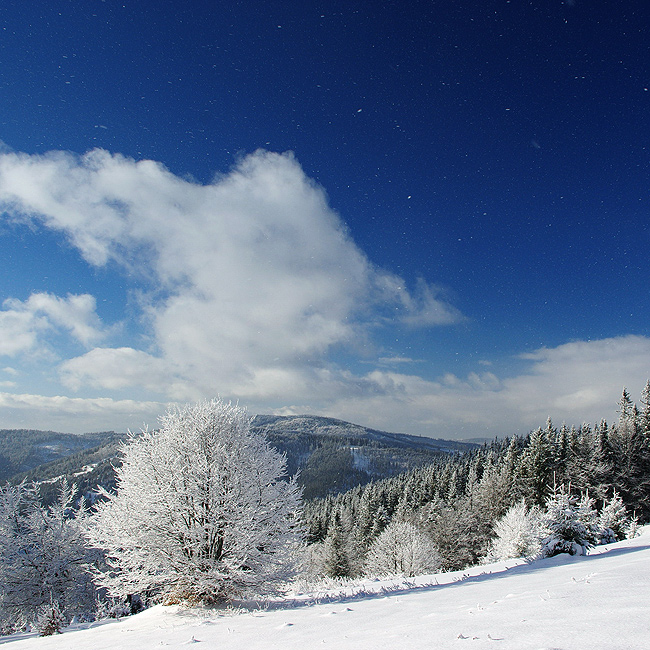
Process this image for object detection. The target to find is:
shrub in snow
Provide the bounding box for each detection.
[626,514,641,539]
[0,480,98,635]
[92,595,133,621]
[36,601,66,637]
[598,490,629,543]
[363,520,441,578]
[87,399,303,605]
[297,541,328,581]
[541,486,602,557]
[483,500,547,563]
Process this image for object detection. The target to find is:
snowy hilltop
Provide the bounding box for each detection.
[3,526,648,650]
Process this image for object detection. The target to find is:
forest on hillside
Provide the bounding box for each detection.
[302,384,650,576]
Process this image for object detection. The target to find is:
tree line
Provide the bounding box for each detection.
[301,383,650,577]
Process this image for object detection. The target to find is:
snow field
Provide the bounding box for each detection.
[3,527,649,650]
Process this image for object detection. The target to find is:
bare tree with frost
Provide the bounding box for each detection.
[0,480,97,634]
[364,519,441,578]
[86,399,303,604]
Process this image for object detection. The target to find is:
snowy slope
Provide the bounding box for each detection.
[3,528,649,650]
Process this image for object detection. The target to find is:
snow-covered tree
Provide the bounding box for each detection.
[519,425,555,505]
[0,481,97,634]
[483,500,546,563]
[87,399,303,604]
[541,485,601,557]
[574,491,601,546]
[364,519,441,578]
[598,490,629,543]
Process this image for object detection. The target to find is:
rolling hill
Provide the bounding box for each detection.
[2,415,477,502]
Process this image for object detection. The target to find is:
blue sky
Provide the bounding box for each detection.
[0,0,649,438]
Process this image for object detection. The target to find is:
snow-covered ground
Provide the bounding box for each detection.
[3,528,649,650]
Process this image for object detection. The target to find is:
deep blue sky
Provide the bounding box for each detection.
[0,0,648,437]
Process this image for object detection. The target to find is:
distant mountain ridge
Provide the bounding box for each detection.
[0,429,120,484]
[253,414,473,452]
[254,415,477,499]
[2,416,478,502]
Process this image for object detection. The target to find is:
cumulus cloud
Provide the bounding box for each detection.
[0,292,105,356]
[0,306,41,356]
[47,334,650,437]
[60,348,176,393]
[0,148,462,403]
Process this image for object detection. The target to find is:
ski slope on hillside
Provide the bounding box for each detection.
[3,528,649,650]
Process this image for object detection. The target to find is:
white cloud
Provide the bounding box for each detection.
[0,292,105,356]
[0,306,42,356]
[384,277,464,326]
[0,148,462,405]
[60,347,176,394]
[313,335,650,438]
[49,334,650,437]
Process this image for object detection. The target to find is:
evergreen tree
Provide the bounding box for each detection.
[611,396,649,516]
[519,426,554,505]
[320,512,358,578]
[640,379,650,434]
[598,490,629,542]
[586,421,616,499]
[617,387,634,423]
[541,484,601,557]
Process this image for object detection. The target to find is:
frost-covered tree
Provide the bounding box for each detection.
[0,481,97,634]
[364,519,441,578]
[541,485,601,557]
[483,500,546,563]
[574,491,601,547]
[598,490,629,543]
[86,399,303,604]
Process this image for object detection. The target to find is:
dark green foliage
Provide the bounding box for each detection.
[321,514,355,578]
[261,414,475,499]
[299,441,360,500]
[518,424,556,506]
